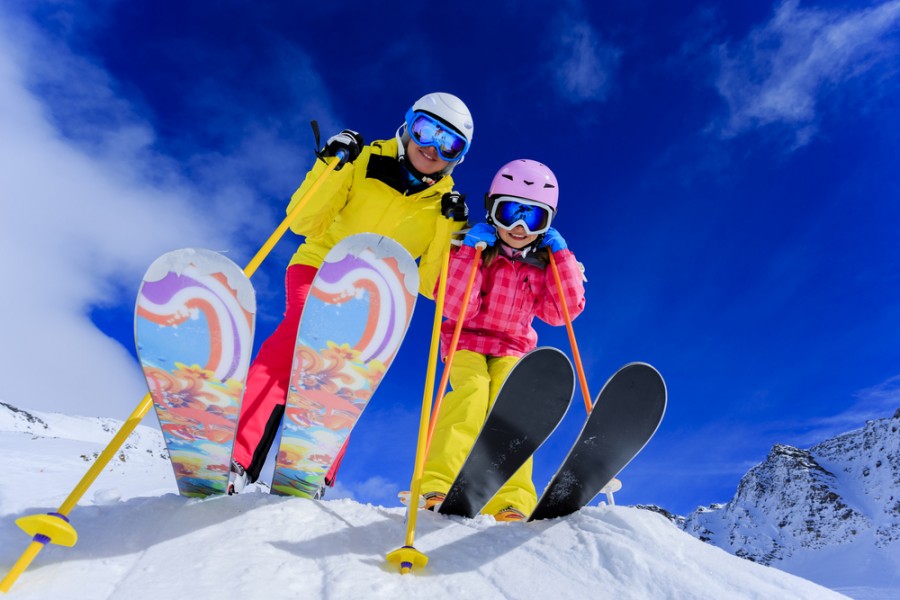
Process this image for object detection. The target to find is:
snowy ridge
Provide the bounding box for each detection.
[1,401,847,599]
[675,409,900,596]
[0,401,173,516]
[0,401,49,433]
[0,400,166,453]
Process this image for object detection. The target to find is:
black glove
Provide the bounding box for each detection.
[441,192,468,222]
[321,129,364,170]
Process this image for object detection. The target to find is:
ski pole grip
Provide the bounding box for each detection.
[475,241,487,250]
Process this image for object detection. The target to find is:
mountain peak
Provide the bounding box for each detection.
[0,401,49,432]
[678,409,900,593]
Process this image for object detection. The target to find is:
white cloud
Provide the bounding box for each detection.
[329,475,400,506]
[550,14,622,103]
[714,0,900,144]
[0,12,328,417]
[0,21,222,418]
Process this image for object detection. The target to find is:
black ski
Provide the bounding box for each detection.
[528,362,666,521]
[438,347,575,518]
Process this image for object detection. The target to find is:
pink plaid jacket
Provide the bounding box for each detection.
[438,244,586,358]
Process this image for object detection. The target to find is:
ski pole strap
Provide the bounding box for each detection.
[548,251,592,413]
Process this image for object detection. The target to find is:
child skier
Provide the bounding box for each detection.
[420,159,586,521]
[229,93,473,494]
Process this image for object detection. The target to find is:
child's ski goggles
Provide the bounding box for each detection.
[488,196,554,235]
[405,110,469,161]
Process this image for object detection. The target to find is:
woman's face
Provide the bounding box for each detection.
[406,139,451,175]
[497,225,539,249]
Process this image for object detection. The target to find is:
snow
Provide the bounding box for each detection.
[1,402,862,599]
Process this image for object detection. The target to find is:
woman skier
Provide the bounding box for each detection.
[229,92,473,494]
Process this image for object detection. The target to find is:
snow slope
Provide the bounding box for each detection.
[1,402,850,599]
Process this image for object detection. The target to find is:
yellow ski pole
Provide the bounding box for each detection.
[0,398,148,593]
[0,154,345,594]
[386,241,451,574]
[243,155,342,277]
[547,251,592,413]
[423,243,484,456]
[387,240,483,574]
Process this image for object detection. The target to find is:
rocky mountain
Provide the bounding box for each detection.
[666,408,900,595]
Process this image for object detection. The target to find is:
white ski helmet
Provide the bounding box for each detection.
[411,92,474,144]
[398,92,473,173]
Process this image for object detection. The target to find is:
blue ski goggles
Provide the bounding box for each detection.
[405,110,469,161]
[489,196,554,235]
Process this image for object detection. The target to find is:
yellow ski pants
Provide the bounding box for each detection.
[420,350,537,516]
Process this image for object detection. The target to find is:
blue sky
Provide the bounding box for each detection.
[1,1,898,516]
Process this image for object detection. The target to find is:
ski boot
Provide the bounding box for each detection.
[494,507,525,522]
[227,459,249,495]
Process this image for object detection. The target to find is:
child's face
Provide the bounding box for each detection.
[497,225,539,249]
[406,139,450,175]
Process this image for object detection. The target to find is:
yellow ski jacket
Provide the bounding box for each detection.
[286,137,463,298]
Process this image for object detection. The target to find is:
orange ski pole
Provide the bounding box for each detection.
[425,243,484,454]
[548,251,592,413]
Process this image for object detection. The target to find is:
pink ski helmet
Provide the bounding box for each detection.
[486,159,559,211]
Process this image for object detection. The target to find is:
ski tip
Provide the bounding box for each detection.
[531,346,570,359]
[322,233,419,296]
[619,361,662,376]
[615,362,666,394]
[523,347,575,373]
[142,248,256,314]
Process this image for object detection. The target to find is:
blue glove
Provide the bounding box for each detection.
[462,222,497,248]
[541,227,567,253]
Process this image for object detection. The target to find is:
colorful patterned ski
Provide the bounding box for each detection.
[271,233,418,498]
[135,248,255,497]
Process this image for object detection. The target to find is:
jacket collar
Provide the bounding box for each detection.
[367,138,442,195]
